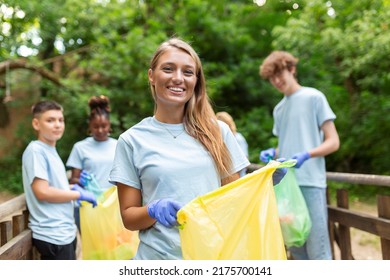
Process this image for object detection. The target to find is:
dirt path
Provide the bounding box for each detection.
[334,228,381,260]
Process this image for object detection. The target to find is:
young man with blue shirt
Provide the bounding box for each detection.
[258,51,340,260]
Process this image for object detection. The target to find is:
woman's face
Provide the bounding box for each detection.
[148,48,198,110]
[89,115,110,141]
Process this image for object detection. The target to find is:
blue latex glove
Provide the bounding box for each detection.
[272,158,287,185]
[291,151,310,168]
[259,147,276,163]
[78,170,92,188]
[147,199,182,227]
[71,184,97,207]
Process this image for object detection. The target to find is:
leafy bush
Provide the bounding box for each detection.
[0,157,23,194]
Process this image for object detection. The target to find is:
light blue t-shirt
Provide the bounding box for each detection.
[22,140,76,245]
[235,132,249,177]
[109,116,249,259]
[66,137,117,190]
[273,87,336,188]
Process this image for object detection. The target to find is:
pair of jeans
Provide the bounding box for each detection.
[288,186,332,260]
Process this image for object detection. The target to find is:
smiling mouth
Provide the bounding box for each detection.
[168,87,185,93]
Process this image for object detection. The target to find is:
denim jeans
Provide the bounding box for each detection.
[288,186,332,260]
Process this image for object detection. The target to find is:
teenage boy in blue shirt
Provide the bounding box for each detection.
[22,100,96,260]
[259,51,340,260]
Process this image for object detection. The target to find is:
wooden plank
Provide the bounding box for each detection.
[326,172,390,187]
[13,214,24,236]
[0,229,32,260]
[0,221,12,246]
[336,189,353,260]
[0,194,27,222]
[23,210,29,228]
[328,206,390,240]
[378,195,390,260]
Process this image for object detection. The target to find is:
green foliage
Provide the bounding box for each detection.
[0,0,389,199]
[234,106,276,164]
[0,157,23,194]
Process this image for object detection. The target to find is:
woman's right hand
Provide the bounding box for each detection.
[147,199,182,227]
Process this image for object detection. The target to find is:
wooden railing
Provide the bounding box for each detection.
[248,164,390,260]
[0,194,38,259]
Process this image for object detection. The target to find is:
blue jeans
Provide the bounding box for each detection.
[288,186,332,260]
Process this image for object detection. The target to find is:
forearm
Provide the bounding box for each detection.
[69,168,82,185]
[120,205,156,231]
[117,183,156,231]
[69,177,80,185]
[309,121,340,158]
[308,138,339,158]
[35,186,79,203]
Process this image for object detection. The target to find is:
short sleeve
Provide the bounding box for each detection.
[109,135,141,189]
[23,145,49,185]
[315,92,336,127]
[66,144,83,169]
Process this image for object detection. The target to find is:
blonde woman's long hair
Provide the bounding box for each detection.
[149,38,232,176]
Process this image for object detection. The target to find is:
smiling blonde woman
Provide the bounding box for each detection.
[109,38,250,260]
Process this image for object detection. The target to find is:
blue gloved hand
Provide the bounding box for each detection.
[147,198,182,227]
[291,151,310,168]
[259,147,276,163]
[272,158,287,185]
[71,184,97,207]
[78,170,92,188]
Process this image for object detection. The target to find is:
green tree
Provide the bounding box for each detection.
[270,0,390,174]
[1,0,388,194]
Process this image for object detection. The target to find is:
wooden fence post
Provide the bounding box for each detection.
[336,189,354,260]
[377,195,390,260]
[13,214,25,237]
[0,221,12,246]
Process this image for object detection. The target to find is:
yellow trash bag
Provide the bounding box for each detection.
[80,186,139,260]
[177,160,294,260]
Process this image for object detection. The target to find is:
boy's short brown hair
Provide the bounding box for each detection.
[259,51,299,79]
[32,100,63,118]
